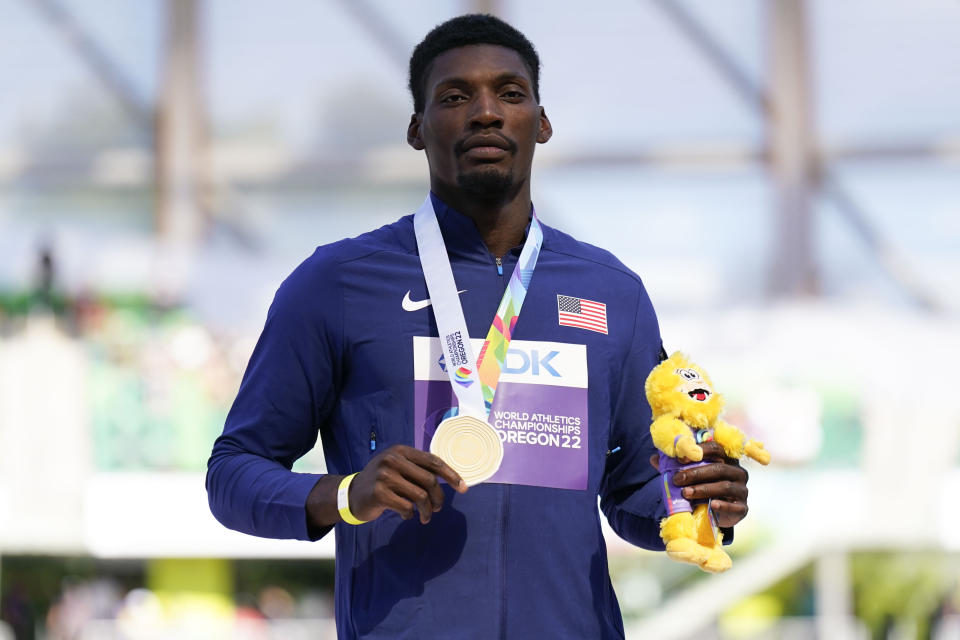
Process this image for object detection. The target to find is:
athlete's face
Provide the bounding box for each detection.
[407,44,552,201]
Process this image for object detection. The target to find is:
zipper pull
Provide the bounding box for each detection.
[495,256,503,275]
[370,430,377,452]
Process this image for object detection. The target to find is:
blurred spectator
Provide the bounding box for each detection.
[257,586,295,620]
[33,242,55,310]
[29,239,65,318]
[0,582,35,640]
[45,578,121,640]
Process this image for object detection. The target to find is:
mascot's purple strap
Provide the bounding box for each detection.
[660,427,715,515]
[659,455,710,515]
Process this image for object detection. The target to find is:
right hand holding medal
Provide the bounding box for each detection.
[350,445,468,524]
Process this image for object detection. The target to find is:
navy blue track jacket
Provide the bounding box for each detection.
[207,194,670,639]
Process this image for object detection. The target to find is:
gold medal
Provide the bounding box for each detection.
[429,414,504,486]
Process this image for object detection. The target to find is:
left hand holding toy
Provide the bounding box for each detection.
[650,441,750,528]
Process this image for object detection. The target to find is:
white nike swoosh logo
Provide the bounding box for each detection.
[402,289,467,311]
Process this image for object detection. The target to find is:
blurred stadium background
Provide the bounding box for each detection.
[1,0,959,638]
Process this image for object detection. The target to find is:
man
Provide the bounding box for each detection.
[207,14,749,639]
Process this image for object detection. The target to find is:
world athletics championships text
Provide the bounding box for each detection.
[492,410,582,435]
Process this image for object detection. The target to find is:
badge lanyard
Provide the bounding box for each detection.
[413,195,543,419]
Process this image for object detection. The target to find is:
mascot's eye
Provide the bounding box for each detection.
[676,368,698,380]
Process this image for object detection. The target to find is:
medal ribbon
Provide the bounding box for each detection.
[413,195,543,419]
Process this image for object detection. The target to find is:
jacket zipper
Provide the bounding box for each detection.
[494,254,507,636]
[499,484,510,638]
[369,424,377,454]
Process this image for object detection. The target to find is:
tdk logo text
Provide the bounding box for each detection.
[437,348,561,377]
[502,349,560,377]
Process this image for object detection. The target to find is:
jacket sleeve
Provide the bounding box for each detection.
[598,283,667,550]
[206,250,340,541]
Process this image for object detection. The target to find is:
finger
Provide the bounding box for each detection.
[374,461,439,522]
[698,441,728,462]
[680,479,748,502]
[373,481,415,520]
[387,473,437,524]
[404,464,446,511]
[649,453,660,471]
[390,456,446,513]
[710,499,749,528]
[673,462,748,487]
[400,446,468,492]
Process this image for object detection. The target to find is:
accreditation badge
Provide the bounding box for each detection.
[414,336,589,490]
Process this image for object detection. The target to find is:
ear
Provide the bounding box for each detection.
[407,114,425,150]
[536,106,553,144]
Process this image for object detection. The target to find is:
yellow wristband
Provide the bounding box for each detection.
[337,473,367,525]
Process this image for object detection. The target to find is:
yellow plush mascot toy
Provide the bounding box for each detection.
[645,352,770,573]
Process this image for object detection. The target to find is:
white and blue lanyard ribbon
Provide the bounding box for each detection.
[413,195,543,420]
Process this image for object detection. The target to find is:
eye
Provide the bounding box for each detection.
[502,90,525,100]
[439,93,467,105]
[676,368,698,380]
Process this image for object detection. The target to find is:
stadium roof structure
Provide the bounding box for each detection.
[2,0,958,313]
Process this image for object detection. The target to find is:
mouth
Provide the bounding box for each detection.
[464,146,508,161]
[688,388,710,402]
[458,135,515,159]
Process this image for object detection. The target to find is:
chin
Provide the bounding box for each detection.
[456,167,515,201]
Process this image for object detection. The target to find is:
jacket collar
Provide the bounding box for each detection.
[429,192,533,262]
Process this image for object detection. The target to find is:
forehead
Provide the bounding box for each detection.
[424,44,533,90]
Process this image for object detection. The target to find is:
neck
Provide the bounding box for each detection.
[431,181,531,258]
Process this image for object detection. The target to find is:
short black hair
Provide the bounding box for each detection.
[408,14,541,113]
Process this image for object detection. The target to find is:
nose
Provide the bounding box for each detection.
[469,89,503,128]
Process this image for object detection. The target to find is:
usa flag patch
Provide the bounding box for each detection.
[557,295,608,334]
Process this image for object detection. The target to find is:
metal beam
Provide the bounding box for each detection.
[649,0,769,116]
[471,0,501,15]
[651,0,947,309]
[815,551,854,640]
[649,0,819,296]
[155,0,208,246]
[18,139,960,187]
[767,0,819,296]
[24,0,153,128]
[821,174,941,311]
[333,0,409,70]
[826,140,960,163]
